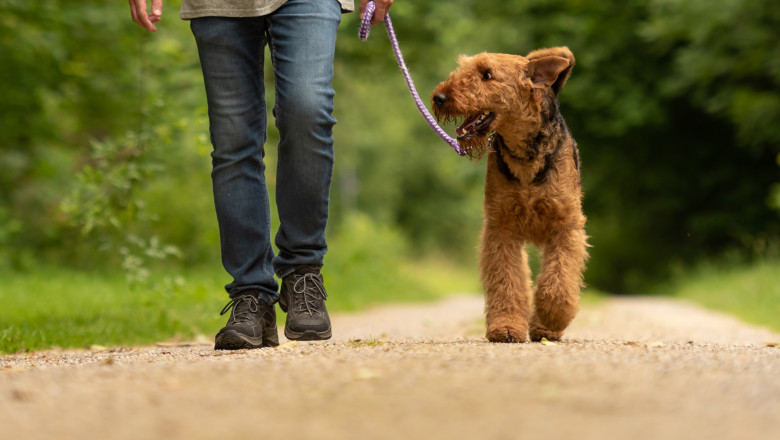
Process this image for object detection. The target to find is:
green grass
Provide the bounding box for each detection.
[0,260,480,354]
[0,268,222,353]
[9,258,774,354]
[349,336,384,347]
[667,260,780,332]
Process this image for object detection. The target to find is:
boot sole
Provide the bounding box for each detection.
[214,329,279,350]
[284,327,332,341]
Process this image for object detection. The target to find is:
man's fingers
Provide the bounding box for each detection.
[371,0,394,26]
[128,0,157,32]
[151,0,163,18]
[360,0,395,26]
[129,0,140,22]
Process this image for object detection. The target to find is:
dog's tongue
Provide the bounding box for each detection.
[456,114,482,137]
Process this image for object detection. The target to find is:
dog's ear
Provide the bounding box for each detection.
[526,47,575,94]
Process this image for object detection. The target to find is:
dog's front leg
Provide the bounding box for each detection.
[480,223,533,343]
[530,227,588,341]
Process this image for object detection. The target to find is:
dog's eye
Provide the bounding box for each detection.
[482,70,493,80]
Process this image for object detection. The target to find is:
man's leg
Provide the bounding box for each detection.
[268,0,340,274]
[190,17,279,349]
[190,17,279,304]
[267,0,341,340]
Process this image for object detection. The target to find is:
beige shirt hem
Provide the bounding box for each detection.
[180,1,355,19]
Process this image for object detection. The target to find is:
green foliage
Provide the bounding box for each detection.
[0,0,201,270]
[667,260,780,332]
[641,0,780,150]
[59,129,188,292]
[2,1,136,263]
[1,0,778,295]
[323,213,480,310]
[61,134,157,236]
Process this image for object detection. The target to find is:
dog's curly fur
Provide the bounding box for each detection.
[432,47,589,343]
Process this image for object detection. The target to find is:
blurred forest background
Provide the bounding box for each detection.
[1,0,779,298]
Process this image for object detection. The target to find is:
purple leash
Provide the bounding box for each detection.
[359,1,466,156]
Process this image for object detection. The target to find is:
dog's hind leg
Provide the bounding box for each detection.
[530,227,588,341]
[480,224,533,343]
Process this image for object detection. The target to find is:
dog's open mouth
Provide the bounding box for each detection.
[455,112,495,140]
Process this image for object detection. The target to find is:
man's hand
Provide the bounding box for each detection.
[129,0,163,32]
[360,0,394,26]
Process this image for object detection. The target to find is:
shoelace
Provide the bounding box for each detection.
[220,295,260,323]
[292,273,327,316]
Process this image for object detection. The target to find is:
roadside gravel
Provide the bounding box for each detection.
[1,295,778,440]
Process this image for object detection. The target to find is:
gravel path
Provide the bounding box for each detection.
[1,295,778,440]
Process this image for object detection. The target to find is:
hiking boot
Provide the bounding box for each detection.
[214,293,279,350]
[279,266,332,341]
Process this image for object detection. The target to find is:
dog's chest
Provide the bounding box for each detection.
[485,178,581,241]
[515,190,564,224]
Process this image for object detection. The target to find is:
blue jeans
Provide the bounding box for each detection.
[190,0,342,304]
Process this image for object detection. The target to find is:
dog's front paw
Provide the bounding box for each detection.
[529,322,564,342]
[486,322,528,343]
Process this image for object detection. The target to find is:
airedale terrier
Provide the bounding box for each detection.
[432,47,588,343]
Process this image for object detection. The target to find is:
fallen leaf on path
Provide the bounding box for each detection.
[355,368,380,380]
[540,338,558,346]
[538,383,560,401]
[277,341,298,350]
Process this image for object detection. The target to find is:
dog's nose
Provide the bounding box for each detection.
[433,93,448,107]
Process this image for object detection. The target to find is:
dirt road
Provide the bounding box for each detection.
[1,295,778,440]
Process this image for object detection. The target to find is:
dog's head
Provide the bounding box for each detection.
[432,47,574,159]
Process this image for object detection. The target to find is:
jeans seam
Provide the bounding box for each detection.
[266,18,280,120]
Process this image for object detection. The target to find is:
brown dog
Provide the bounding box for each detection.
[432,47,588,342]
